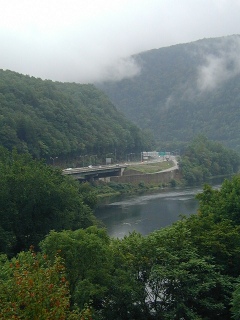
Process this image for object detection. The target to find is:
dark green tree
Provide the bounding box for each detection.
[179,136,240,185]
[40,226,113,313]
[197,175,240,225]
[0,148,95,256]
[145,222,233,319]
[232,280,240,320]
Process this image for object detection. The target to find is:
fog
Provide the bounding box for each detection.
[161,35,240,111]
[1,0,240,83]
[197,37,240,92]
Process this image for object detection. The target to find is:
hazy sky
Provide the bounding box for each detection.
[1,0,240,83]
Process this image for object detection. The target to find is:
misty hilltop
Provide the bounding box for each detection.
[0,69,153,161]
[97,35,240,151]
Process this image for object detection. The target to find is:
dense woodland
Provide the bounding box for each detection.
[180,135,240,185]
[2,35,240,319]
[97,35,240,151]
[0,147,97,257]
[0,69,153,164]
[0,147,240,319]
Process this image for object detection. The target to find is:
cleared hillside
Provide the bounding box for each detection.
[97,35,240,151]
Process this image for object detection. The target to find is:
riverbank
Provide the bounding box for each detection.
[110,159,180,184]
[93,175,181,201]
[93,172,234,206]
[94,177,227,238]
[95,181,175,204]
[93,158,181,200]
[92,153,237,203]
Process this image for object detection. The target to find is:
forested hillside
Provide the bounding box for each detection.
[97,35,240,151]
[0,69,153,162]
[179,135,240,185]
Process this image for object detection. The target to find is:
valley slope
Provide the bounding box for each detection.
[0,69,153,162]
[97,35,240,151]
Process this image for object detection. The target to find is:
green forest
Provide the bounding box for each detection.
[0,69,153,164]
[0,147,240,319]
[2,42,240,319]
[179,135,240,185]
[97,35,240,151]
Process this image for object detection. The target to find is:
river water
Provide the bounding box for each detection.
[94,182,223,238]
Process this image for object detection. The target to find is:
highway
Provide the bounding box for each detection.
[62,164,126,175]
[62,164,127,181]
[62,156,178,176]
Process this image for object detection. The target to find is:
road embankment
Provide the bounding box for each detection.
[110,167,181,184]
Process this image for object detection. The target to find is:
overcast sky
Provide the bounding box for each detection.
[1,0,240,83]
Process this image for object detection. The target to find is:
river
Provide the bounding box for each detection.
[94,182,223,238]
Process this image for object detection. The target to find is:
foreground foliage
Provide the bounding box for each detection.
[38,222,236,319]
[0,248,92,319]
[1,150,240,318]
[40,226,112,313]
[40,173,240,320]
[0,249,70,319]
[0,147,96,257]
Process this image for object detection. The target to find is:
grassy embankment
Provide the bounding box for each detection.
[127,160,174,173]
[94,160,178,199]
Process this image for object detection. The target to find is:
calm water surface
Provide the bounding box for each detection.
[94,184,222,238]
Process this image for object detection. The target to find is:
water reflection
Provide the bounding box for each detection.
[94,187,205,238]
[94,177,226,238]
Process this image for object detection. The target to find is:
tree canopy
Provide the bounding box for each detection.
[0,69,154,162]
[179,135,240,185]
[0,147,96,256]
[1,147,240,318]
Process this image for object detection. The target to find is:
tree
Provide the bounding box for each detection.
[102,222,234,320]
[144,221,234,319]
[38,220,236,319]
[40,226,113,313]
[104,232,151,320]
[0,248,94,319]
[0,248,80,319]
[197,175,240,225]
[0,69,153,161]
[231,279,240,320]
[0,148,95,256]
[185,213,240,277]
[179,136,240,185]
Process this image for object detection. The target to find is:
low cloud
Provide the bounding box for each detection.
[0,29,141,83]
[197,37,240,92]
[163,36,240,113]
[2,1,240,83]
[95,57,141,83]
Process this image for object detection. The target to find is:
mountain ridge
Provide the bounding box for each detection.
[97,34,240,151]
[0,69,153,162]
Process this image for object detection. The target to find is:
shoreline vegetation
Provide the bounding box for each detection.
[93,159,180,201]
[1,143,240,318]
[94,172,235,205]
[92,135,240,201]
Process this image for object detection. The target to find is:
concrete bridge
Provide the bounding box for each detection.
[62,164,127,181]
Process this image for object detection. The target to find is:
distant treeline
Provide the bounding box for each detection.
[180,135,240,185]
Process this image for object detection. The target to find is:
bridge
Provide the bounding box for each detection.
[62,164,127,181]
